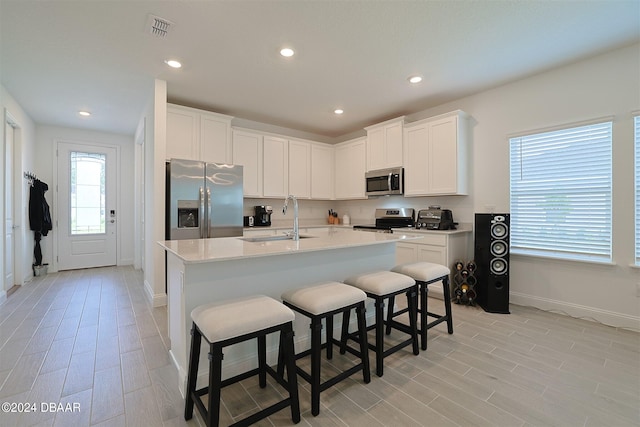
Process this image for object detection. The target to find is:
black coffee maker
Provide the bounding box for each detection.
[254,205,272,226]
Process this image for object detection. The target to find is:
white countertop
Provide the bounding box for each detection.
[159,228,423,264]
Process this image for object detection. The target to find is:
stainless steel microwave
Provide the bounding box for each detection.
[365,167,404,196]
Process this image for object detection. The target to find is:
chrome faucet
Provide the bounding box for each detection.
[282,195,299,241]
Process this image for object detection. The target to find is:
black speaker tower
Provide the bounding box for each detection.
[474,213,510,314]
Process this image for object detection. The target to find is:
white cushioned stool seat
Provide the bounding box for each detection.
[282,282,366,315]
[389,261,454,351]
[280,281,371,416]
[392,262,450,282]
[191,295,294,343]
[344,271,415,296]
[342,270,419,377]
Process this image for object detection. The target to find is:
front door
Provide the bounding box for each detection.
[57,142,117,270]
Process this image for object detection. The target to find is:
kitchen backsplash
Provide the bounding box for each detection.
[244,195,474,226]
[337,195,474,224]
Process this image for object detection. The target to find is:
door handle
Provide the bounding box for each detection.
[206,187,211,238]
[199,187,205,238]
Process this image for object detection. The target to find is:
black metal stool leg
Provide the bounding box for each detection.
[374,298,385,377]
[208,344,224,427]
[276,331,285,378]
[282,323,301,423]
[258,334,267,388]
[385,295,395,335]
[339,309,350,355]
[326,315,333,360]
[184,323,201,421]
[442,277,454,334]
[310,318,323,416]
[407,287,419,355]
[419,282,428,350]
[355,303,371,383]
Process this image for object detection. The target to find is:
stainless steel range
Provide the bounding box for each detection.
[353,208,415,233]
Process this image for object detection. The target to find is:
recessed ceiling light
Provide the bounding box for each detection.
[165,59,182,68]
[78,111,91,117]
[280,48,295,57]
[334,109,344,115]
[408,75,423,84]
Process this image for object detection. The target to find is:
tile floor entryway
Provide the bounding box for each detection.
[0,266,638,426]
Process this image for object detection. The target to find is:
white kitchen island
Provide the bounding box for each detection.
[159,228,421,395]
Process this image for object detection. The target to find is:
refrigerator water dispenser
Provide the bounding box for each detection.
[177,200,199,228]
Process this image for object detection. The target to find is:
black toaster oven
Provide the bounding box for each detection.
[416,206,456,230]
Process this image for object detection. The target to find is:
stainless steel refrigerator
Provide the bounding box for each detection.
[166,158,243,239]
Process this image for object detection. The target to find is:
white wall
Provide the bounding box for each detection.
[140,79,167,307]
[34,125,135,269]
[396,43,640,328]
[1,84,36,296]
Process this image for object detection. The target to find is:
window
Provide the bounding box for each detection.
[70,151,106,234]
[635,115,640,265]
[509,121,613,262]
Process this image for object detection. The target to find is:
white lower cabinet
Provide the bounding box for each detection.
[395,231,471,299]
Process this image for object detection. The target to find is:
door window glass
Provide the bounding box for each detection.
[70,151,105,234]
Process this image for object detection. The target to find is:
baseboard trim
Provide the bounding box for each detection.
[510,291,640,330]
[143,279,167,307]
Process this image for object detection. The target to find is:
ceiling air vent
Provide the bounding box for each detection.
[146,14,173,38]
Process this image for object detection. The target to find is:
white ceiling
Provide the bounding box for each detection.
[1,1,639,139]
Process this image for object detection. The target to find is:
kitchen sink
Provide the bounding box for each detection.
[240,234,316,242]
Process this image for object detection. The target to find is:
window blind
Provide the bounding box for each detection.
[635,115,640,265]
[509,121,612,261]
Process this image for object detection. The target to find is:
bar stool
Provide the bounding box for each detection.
[389,262,453,350]
[184,295,300,427]
[343,271,419,377]
[281,282,370,416]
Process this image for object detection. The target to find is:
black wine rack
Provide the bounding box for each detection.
[453,260,477,306]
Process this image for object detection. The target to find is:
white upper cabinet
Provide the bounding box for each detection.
[288,140,311,199]
[232,129,262,197]
[262,136,289,198]
[166,105,198,160]
[403,110,469,196]
[200,112,233,164]
[365,117,404,171]
[335,137,366,200]
[310,143,334,200]
[166,104,233,163]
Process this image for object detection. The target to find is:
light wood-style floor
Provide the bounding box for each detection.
[0,266,638,427]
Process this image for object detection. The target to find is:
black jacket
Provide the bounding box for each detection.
[29,179,53,236]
